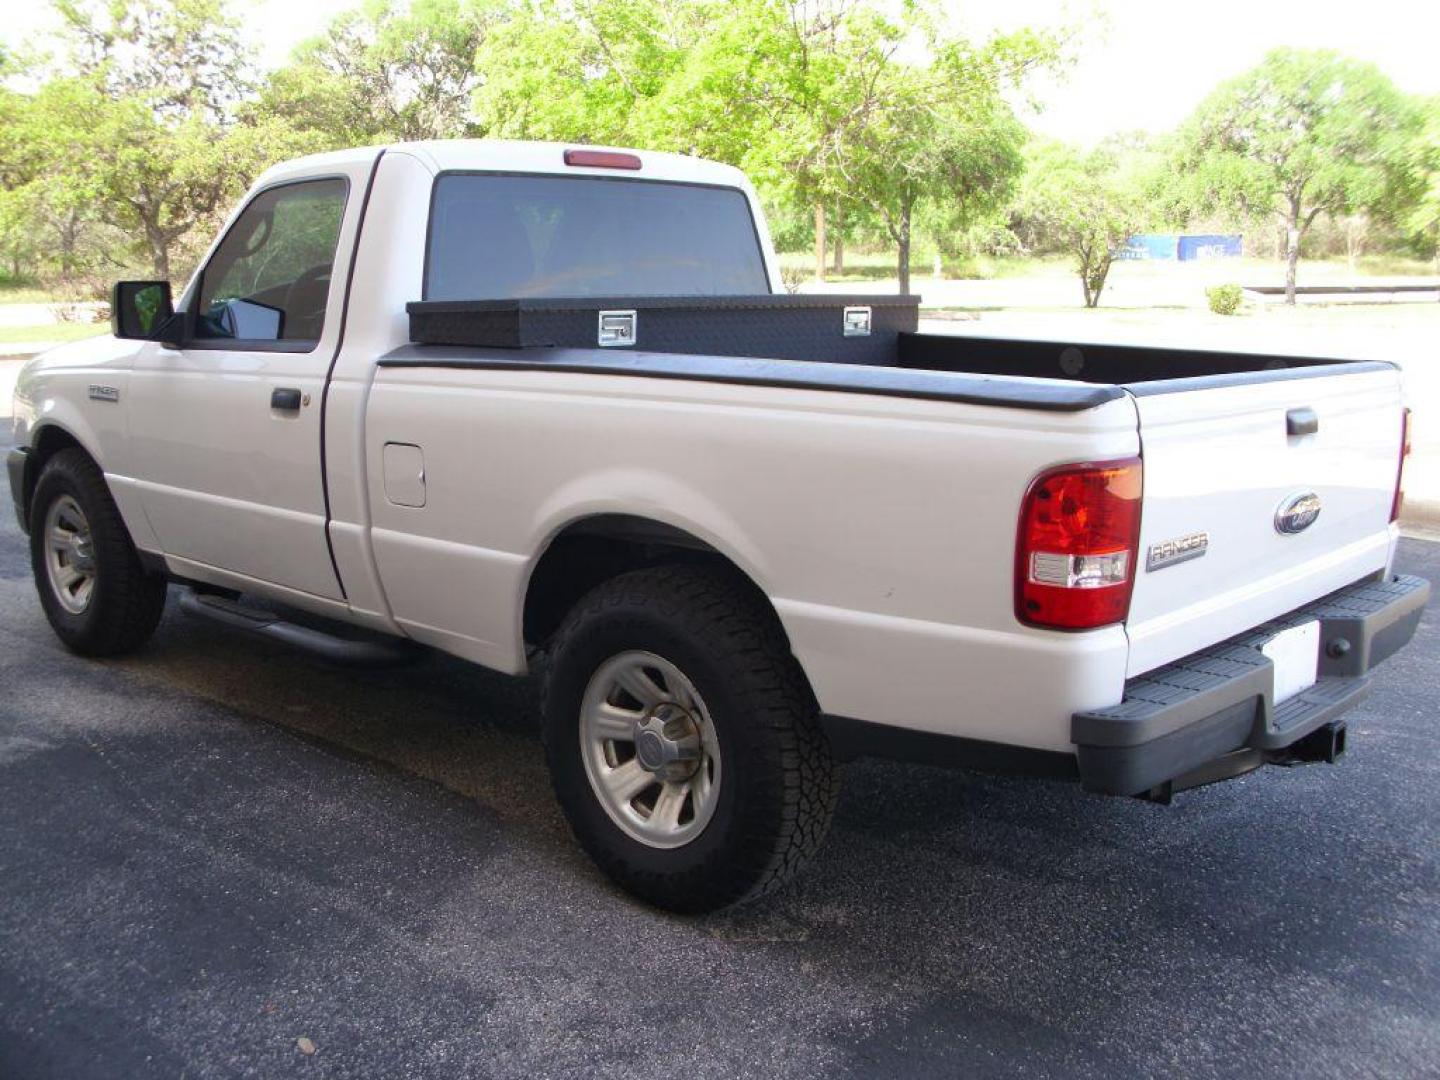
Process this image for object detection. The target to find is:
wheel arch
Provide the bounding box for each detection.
[19,421,161,563]
[521,513,802,664]
[15,423,94,532]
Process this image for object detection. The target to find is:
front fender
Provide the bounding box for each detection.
[6,446,28,532]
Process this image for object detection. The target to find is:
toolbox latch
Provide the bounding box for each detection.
[843,306,872,337]
[598,309,637,347]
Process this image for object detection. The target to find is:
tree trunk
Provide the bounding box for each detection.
[145,216,171,280]
[813,203,826,283]
[59,215,77,279]
[1089,255,1112,309]
[895,207,911,296]
[1283,200,1301,306]
[831,207,844,275]
[1344,215,1366,280]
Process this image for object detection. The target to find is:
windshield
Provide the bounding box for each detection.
[424,173,770,300]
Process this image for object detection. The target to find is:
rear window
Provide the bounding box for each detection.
[424,173,770,300]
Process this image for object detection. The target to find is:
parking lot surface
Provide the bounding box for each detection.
[1,446,1437,1077]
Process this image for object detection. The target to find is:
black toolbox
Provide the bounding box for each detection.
[405,294,921,366]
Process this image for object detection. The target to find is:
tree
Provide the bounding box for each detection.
[831,30,1032,293]
[2,83,98,280]
[34,0,297,281]
[1396,97,1440,276]
[263,0,505,145]
[473,0,738,149]
[1013,141,1147,308]
[54,0,253,120]
[472,0,858,269]
[1173,49,1415,304]
[473,0,1051,293]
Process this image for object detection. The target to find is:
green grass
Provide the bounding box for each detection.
[0,283,64,304]
[0,323,107,344]
[777,248,1439,283]
[777,249,1074,283]
[1348,253,1440,277]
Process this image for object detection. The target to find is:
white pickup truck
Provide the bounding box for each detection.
[8,141,1429,912]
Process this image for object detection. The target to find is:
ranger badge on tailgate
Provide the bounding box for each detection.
[1146,531,1209,572]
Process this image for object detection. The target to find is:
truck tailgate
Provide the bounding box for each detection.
[1125,366,1404,677]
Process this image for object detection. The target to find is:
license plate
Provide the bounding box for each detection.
[1261,621,1320,703]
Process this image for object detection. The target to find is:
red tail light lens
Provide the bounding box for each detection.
[563,149,642,170]
[1391,407,1411,523]
[1015,458,1143,629]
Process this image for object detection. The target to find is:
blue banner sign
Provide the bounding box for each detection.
[1119,234,1242,261]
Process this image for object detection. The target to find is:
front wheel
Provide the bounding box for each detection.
[542,565,839,913]
[29,447,168,656]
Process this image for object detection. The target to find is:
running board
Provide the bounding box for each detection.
[178,590,421,667]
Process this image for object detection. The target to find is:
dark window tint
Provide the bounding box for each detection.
[425,174,769,300]
[195,178,348,344]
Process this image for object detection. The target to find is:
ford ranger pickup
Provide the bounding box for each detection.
[7,141,1429,912]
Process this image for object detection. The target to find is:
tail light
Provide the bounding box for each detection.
[1390,407,1411,523]
[1015,458,1143,630]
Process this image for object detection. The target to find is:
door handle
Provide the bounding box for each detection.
[271,387,302,411]
[1286,407,1318,437]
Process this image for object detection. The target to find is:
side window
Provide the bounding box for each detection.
[194,178,348,346]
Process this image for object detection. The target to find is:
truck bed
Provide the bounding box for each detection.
[383,334,1392,412]
[893,333,1388,390]
[402,293,1390,405]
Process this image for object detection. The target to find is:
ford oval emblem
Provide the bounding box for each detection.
[1275,491,1322,535]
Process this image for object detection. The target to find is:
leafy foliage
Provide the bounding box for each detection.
[53,0,254,119]
[1,0,300,283]
[1,1,1437,308]
[1013,140,1149,307]
[1395,97,1440,263]
[262,0,505,145]
[1170,48,1418,302]
[1206,283,1244,315]
[473,0,1051,292]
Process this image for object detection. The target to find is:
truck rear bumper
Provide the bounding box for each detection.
[7,446,27,533]
[1073,573,1430,797]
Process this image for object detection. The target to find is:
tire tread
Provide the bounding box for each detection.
[542,564,839,911]
[30,448,166,656]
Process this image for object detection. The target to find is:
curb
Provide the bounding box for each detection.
[0,343,60,360]
[1401,496,1440,535]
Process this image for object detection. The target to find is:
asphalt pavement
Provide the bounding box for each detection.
[1,454,1438,1077]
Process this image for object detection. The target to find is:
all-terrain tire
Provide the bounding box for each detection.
[29,447,168,656]
[542,564,840,913]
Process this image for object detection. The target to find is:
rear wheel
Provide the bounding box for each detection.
[542,565,839,913]
[29,448,167,656]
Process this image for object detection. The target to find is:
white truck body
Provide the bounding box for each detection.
[8,140,1427,908]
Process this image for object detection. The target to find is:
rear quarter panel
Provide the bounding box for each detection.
[362,366,1141,751]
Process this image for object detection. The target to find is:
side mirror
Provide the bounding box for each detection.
[111,280,176,341]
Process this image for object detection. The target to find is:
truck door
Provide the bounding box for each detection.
[129,165,371,600]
